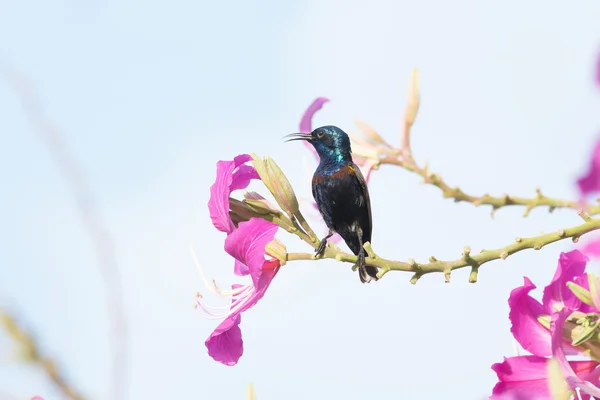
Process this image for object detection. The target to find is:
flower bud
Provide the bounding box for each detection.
[567,280,594,307]
[405,68,420,127]
[243,191,280,215]
[355,119,389,147]
[251,154,299,218]
[265,238,287,266]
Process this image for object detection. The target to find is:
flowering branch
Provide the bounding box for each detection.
[283,215,600,283]
[233,155,600,283]
[349,68,600,217]
[0,309,85,400]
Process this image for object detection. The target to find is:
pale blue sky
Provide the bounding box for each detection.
[1,1,600,399]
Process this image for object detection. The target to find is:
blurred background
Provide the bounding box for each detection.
[1,1,600,399]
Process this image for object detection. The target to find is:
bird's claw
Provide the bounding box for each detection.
[352,251,366,271]
[315,239,327,258]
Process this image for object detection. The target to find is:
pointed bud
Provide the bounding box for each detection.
[250,155,300,218]
[229,198,256,225]
[567,281,594,307]
[244,199,279,215]
[355,119,389,146]
[404,68,420,127]
[243,191,279,212]
[572,321,599,347]
[265,238,287,266]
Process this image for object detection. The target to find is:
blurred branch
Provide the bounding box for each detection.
[350,68,600,217]
[0,309,85,400]
[1,66,129,399]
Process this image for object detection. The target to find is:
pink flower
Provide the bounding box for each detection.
[508,251,588,357]
[197,155,281,366]
[491,250,600,398]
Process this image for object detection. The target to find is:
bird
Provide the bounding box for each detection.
[285,125,379,283]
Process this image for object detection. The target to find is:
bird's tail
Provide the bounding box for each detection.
[359,265,379,283]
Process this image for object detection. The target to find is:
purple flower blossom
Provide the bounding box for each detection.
[198,154,281,366]
[491,250,600,398]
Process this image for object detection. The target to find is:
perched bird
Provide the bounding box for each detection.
[285,125,378,283]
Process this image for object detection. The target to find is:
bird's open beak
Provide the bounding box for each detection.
[283,133,312,142]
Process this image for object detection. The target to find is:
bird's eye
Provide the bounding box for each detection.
[316,131,325,139]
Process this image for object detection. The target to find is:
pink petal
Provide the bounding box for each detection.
[224,218,279,288]
[491,355,600,400]
[299,97,329,157]
[205,313,243,366]
[580,236,600,259]
[542,250,589,312]
[551,309,600,396]
[233,259,249,276]
[491,355,552,399]
[209,154,259,234]
[577,136,600,196]
[509,277,553,356]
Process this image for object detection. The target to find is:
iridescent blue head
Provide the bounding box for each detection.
[285,125,352,165]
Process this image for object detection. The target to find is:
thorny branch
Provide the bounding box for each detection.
[0,309,85,400]
[280,208,600,283]
[350,68,600,217]
[1,66,128,399]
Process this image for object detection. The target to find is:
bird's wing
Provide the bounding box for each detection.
[349,162,372,242]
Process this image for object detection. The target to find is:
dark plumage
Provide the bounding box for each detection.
[285,125,378,283]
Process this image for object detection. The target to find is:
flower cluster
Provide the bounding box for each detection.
[197,154,283,366]
[491,250,600,398]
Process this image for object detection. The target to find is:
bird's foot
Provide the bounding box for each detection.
[351,251,366,272]
[315,239,327,258]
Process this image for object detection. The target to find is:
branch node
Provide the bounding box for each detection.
[410,273,421,284]
[428,255,438,262]
[500,251,509,260]
[535,188,544,199]
[578,208,592,222]
[469,267,479,283]
[534,243,543,250]
[408,258,418,269]
[515,237,523,243]
[558,229,566,238]
[363,242,377,259]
